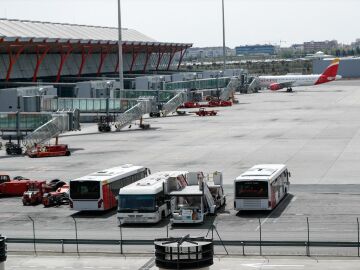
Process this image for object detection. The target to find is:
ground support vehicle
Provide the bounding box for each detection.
[27,144,70,158]
[70,165,150,211]
[0,174,10,185]
[97,115,115,132]
[194,108,218,117]
[179,101,232,109]
[170,172,225,225]
[234,164,290,211]
[22,181,53,205]
[42,184,69,207]
[118,171,188,224]
[5,142,22,155]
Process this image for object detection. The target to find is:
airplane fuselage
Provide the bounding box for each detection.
[258,74,323,88]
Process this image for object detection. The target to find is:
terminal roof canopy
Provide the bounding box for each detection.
[0,18,190,47]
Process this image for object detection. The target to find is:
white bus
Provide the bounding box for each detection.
[234,164,290,211]
[69,164,150,211]
[118,171,188,224]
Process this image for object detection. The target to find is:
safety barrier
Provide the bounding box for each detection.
[5,238,360,256]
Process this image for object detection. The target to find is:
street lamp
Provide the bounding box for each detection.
[221,0,226,72]
[117,0,124,98]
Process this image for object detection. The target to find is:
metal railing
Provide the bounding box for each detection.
[3,217,360,257]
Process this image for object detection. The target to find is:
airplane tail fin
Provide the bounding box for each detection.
[321,58,340,78]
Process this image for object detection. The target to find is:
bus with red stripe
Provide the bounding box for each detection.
[70,164,150,211]
[234,164,290,211]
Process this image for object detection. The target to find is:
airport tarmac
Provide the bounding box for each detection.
[1,80,360,185]
[1,80,360,257]
[4,255,360,270]
[1,185,360,256]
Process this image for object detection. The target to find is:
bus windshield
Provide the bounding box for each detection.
[235,181,268,198]
[119,195,155,211]
[70,181,100,200]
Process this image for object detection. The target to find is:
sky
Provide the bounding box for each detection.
[1,0,359,48]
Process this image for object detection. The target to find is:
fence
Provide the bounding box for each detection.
[2,215,360,257]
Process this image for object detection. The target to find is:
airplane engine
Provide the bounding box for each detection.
[269,83,283,91]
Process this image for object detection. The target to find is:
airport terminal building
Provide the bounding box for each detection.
[0,18,192,82]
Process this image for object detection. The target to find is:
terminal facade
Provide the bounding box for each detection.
[0,19,192,82]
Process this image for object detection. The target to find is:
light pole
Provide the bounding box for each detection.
[117,0,124,98]
[221,0,226,72]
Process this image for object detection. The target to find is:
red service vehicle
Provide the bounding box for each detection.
[0,180,32,196]
[42,184,70,207]
[195,108,218,117]
[208,100,232,107]
[27,144,71,158]
[22,181,51,205]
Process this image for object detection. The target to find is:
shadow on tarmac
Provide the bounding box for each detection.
[71,208,117,219]
[236,193,294,219]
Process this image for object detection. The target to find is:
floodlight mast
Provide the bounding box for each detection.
[117,0,124,98]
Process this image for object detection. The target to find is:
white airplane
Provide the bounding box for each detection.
[258,58,341,92]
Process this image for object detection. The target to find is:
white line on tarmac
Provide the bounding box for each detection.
[273,196,297,223]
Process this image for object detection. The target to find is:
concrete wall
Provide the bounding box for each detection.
[313,58,360,78]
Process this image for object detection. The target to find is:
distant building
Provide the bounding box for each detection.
[351,38,360,48]
[184,47,235,60]
[303,40,338,53]
[291,44,304,51]
[235,45,276,56]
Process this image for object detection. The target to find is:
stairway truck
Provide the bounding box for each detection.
[170,172,225,225]
[27,144,70,158]
[118,171,188,224]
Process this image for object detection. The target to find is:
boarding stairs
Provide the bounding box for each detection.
[186,172,217,215]
[114,97,155,131]
[246,77,260,93]
[162,91,188,116]
[220,77,243,101]
[23,109,80,150]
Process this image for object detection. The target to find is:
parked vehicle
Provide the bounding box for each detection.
[170,172,225,225]
[234,164,290,211]
[27,144,70,158]
[42,184,69,207]
[70,165,150,211]
[118,171,188,224]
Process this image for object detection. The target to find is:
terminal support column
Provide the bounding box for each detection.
[5,43,25,81]
[129,45,140,72]
[32,44,50,82]
[56,43,73,82]
[78,45,93,77]
[96,43,110,76]
[142,45,154,73]
[155,45,165,71]
[166,45,178,71]
[177,46,188,70]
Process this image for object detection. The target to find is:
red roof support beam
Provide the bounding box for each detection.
[155,46,165,71]
[166,45,178,71]
[96,44,110,77]
[56,44,73,82]
[177,46,188,70]
[78,45,93,77]
[142,45,154,73]
[32,44,50,82]
[129,46,140,72]
[6,44,25,81]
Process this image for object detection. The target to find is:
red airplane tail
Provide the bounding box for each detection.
[315,58,340,85]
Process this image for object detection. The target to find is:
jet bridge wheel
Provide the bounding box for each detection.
[286,88,293,92]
